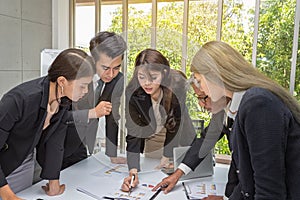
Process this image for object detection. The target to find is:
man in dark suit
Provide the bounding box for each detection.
[153,79,238,199]
[63,31,127,168]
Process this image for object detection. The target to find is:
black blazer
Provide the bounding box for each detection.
[36,97,70,180]
[181,110,239,197]
[0,77,69,187]
[229,87,300,200]
[67,72,124,157]
[181,110,230,170]
[125,87,195,171]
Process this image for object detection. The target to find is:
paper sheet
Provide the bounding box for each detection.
[91,164,128,178]
[77,180,157,200]
[184,181,225,199]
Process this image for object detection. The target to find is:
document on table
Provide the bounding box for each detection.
[77,179,157,200]
[91,164,128,178]
[77,167,166,200]
[183,181,225,199]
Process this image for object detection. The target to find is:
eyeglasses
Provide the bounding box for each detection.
[194,94,208,104]
[188,73,201,89]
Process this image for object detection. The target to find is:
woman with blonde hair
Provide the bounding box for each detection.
[195,41,300,199]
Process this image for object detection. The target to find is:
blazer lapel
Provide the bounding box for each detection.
[42,107,67,142]
[88,82,95,107]
[132,94,153,125]
[29,78,49,152]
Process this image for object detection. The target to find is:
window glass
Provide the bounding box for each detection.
[110,3,152,80]
[75,3,95,49]
[156,2,184,70]
[222,0,255,61]
[188,0,218,46]
[257,0,297,98]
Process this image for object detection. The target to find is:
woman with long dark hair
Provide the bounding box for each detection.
[121,49,195,192]
[0,48,94,199]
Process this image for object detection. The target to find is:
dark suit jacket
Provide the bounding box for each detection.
[36,97,71,180]
[181,110,238,197]
[181,110,229,170]
[0,77,69,186]
[229,87,300,200]
[67,72,124,157]
[125,87,195,171]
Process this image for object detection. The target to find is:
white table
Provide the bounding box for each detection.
[17,152,229,200]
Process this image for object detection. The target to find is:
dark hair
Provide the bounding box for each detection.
[48,48,94,103]
[89,31,127,62]
[127,48,172,112]
[48,48,94,82]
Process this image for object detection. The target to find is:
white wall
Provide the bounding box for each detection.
[0,0,52,97]
[52,0,69,50]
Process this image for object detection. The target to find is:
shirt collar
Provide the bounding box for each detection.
[93,74,100,88]
[226,91,246,120]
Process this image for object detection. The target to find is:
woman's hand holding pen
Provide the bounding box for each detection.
[121,169,139,192]
[42,179,65,196]
[152,168,184,194]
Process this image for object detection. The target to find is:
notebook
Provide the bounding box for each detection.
[173,146,214,180]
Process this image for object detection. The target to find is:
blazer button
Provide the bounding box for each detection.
[1,143,8,152]
[241,190,250,198]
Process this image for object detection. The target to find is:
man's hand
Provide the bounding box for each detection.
[152,168,184,194]
[110,156,127,164]
[42,180,65,196]
[89,101,112,118]
[94,101,112,118]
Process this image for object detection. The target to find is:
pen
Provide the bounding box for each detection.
[149,187,162,200]
[182,182,190,200]
[128,174,135,196]
[103,196,129,200]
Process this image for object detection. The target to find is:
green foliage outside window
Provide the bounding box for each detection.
[107,0,299,155]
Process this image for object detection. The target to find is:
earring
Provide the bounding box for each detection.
[61,86,64,96]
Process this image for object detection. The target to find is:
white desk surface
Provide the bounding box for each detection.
[17,152,229,200]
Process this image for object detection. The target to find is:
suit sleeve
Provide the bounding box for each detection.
[105,75,124,157]
[126,135,142,171]
[163,104,196,158]
[69,109,91,140]
[0,91,24,187]
[181,136,205,170]
[181,110,225,170]
[162,95,180,158]
[39,115,68,180]
[125,94,156,171]
[68,92,98,154]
